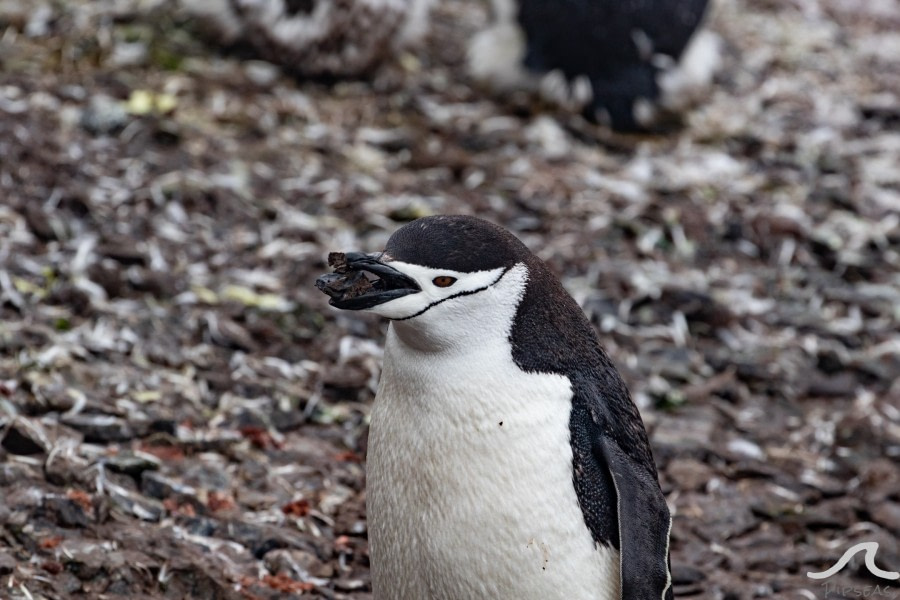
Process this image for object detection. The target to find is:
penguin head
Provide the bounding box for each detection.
[317,216,535,345]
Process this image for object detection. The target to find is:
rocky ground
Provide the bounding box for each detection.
[1,0,898,598]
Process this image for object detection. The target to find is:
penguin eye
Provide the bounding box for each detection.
[432,276,457,288]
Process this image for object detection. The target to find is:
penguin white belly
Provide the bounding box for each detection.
[367,326,620,600]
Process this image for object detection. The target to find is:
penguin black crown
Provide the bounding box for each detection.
[317,215,672,600]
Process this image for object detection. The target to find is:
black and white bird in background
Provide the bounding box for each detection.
[182,0,433,78]
[185,0,719,131]
[468,0,722,131]
[317,216,674,600]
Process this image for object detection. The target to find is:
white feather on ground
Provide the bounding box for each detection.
[182,0,433,77]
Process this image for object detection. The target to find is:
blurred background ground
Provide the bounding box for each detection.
[0,0,898,598]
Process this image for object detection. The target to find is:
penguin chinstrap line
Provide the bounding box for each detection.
[316,215,673,600]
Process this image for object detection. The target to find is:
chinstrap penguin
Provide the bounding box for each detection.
[317,215,673,600]
[467,0,721,131]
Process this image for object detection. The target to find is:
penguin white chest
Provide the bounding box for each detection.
[367,326,619,600]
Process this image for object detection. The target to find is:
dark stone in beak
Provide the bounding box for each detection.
[315,252,421,310]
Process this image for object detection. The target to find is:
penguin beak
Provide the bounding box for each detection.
[316,252,421,310]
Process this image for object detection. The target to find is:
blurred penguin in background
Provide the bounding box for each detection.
[183,0,434,77]
[468,0,722,131]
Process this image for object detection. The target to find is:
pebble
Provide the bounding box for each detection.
[871,501,900,537]
[671,564,706,585]
[141,471,197,500]
[80,94,128,135]
[667,458,714,492]
[524,116,570,160]
[726,438,766,461]
[244,60,280,87]
[62,414,134,444]
[24,3,52,37]
[107,484,165,522]
[59,540,112,580]
[0,418,48,455]
[0,549,15,575]
[42,495,91,528]
[651,407,718,454]
[264,548,330,584]
[106,450,162,477]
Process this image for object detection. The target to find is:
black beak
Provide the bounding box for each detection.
[315,252,421,310]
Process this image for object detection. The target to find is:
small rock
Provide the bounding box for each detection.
[245,60,280,87]
[46,284,93,316]
[42,495,91,528]
[237,488,278,510]
[652,407,718,455]
[318,484,354,516]
[180,429,242,453]
[726,438,766,461]
[61,414,134,444]
[59,540,109,580]
[334,577,368,591]
[206,314,259,352]
[156,565,231,599]
[178,515,217,537]
[225,519,312,559]
[57,571,84,594]
[86,262,127,299]
[0,462,41,486]
[270,409,305,432]
[667,458,714,492]
[141,471,197,500]
[24,3,52,36]
[804,371,858,398]
[129,269,179,298]
[1,418,49,455]
[44,440,92,486]
[0,549,14,575]
[80,94,128,135]
[730,461,780,480]
[0,0,29,30]
[800,497,858,529]
[672,564,706,585]
[264,548,329,585]
[106,483,165,522]
[109,41,148,68]
[524,116,570,159]
[870,502,900,537]
[106,450,162,477]
[683,485,760,540]
[24,203,58,241]
[857,459,900,502]
[147,418,178,435]
[98,237,147,266]
[799,469,847,498]
[323,360,374,390]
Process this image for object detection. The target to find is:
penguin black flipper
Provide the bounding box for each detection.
[596,434,673,600]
